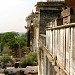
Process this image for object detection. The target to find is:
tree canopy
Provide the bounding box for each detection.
[0,32,27,57]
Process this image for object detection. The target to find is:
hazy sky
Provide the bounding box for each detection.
[0,0,46,33]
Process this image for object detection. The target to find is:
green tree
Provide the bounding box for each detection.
[0,34,4,53]
[0,32,27,57]
[2,32,19,44]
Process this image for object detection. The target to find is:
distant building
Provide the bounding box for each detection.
[26,11,39,52]
[25,11,34,52]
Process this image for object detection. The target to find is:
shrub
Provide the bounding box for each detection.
[21,52,37,68]
[0,54,12,68]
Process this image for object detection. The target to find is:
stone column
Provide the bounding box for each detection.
[43,54,46,75]
[38,49,41,75]
[48,60,50,75]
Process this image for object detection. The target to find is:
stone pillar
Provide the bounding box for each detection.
[48,60,50,75]
[38,49,41,75]
[33,11,39,52]
[41,50,44,75]
[43,54,46,75]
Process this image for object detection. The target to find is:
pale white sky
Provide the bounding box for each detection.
[0,0,46,33]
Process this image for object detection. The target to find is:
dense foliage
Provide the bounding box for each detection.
[21,52,38,68]
[0,32,27,57]
[0,54,12,68]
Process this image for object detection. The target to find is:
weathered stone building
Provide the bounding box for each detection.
[35,1,65,75]
[26,11,39,52]
[26,0,75,75]
[36,1,65,34]
[26,11,34,51]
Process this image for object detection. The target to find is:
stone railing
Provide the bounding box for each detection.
[46,23,75,75]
